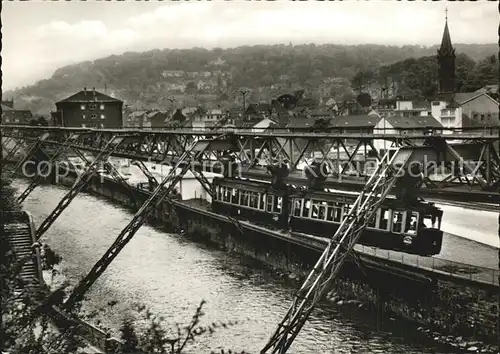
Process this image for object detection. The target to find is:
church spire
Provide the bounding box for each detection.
[438,8,454,56]
[437,7,455,98]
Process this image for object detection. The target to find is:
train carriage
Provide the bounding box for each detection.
[211,178,444,256]
[211,178,289,228]
[289,190,443,256]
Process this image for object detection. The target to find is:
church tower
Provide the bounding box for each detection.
[437,8,456,99]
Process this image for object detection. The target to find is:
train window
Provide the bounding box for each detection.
[241,191,249,206]
[249,192,259,209]
[392,211,404,233]
[266,195,274,212]
[259,194,266,210]
[343,204,353,220]
[294,199,303,217]
[216,185,221,200]
[404,211,418,235]
[326,204,334,222]
[379,208,390,231]
[302,199,310,217]
[367,209,379,228]
[318,202,327,220]
[333,206,342,222]
[231,189,239,204]
[311,202,319,219]
[274,197,283,213]
[225,187,233,203]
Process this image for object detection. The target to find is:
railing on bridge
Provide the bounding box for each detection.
[354,244,499,286]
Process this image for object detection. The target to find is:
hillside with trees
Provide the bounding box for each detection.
[351,53,498,100]
[4,43,497,114]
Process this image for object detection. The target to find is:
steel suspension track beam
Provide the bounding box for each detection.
[63,139,215,309]
[35,135,128,240]
[261,147,421,354]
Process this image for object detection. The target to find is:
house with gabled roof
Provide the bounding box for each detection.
[54,87,124,128]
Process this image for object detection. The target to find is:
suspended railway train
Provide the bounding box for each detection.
[211,177,444,256]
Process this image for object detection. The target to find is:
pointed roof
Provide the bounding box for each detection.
[438,15,455,56]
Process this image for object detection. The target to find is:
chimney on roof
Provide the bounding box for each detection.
[93,87,96,96]
[84,86,87,95]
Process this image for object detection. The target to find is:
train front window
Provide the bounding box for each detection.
[379,208,390,231]
[392,211,404,233]
[294,199,303,217]
[404,211,418,235]
[423,214,441,229]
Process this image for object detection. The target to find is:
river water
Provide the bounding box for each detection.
[15,179,468,354]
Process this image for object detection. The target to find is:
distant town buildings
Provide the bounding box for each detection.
[53,87,123,128]
[1,99,33,125]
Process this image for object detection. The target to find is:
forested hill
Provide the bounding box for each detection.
[5,43,497,114]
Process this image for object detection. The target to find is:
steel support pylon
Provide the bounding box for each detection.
[261,147,415,354]
[63,140,211,310]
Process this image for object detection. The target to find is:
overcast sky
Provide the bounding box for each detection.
[2,1,497,91]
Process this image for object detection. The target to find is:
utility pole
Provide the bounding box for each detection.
[239,90,249,120]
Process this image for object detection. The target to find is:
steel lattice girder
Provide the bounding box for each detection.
[2,127,500,197]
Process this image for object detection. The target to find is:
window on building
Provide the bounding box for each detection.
[82,114,86,120]
[4,119,10,122]
[89,104,96,110]
[481,114,485,122]
[100,123,104,128]
[90,114,97,120]
[15,119,19,123]
[80,104,85,110]
[100,114,105,120]
[100,104,105,110]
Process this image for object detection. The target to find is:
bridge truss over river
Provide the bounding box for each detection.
[1,124,499,353]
